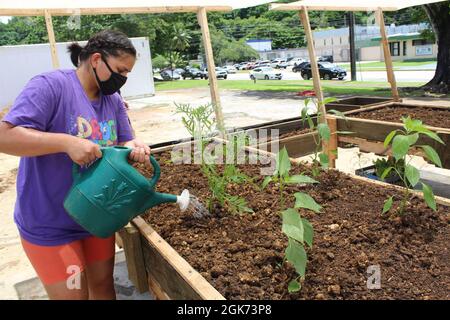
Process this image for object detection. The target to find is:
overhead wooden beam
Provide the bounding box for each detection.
[197,7,225,136]
[375,9,400,102]
[0,6,233,16]
[44,10,60,69]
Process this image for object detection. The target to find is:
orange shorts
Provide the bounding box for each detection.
[21,235,115,286]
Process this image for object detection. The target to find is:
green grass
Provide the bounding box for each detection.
[337,59,437,71]
[155,79,427,96]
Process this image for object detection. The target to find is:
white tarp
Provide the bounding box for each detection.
[270,0,447,11]
[0,37,154,107]
[0,0,274,15]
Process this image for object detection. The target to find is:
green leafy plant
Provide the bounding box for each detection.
[381,116,445,215]
[373,157,405,182]
[301,97,350,176]
[262,147,321,292]
[176,102,254,215]
[202,164,254,214]
[262,147,319,209]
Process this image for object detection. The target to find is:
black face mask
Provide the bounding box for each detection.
[92,56,127,95]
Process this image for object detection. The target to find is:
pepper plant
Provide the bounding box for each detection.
[301,97,349,176]
[175,102,254,215]
[381,116,445,215]
[262,147,322,292]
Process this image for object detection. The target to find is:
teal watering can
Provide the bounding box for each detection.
[63,146,190,238]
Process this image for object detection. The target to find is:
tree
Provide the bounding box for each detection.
[423,1,450,89]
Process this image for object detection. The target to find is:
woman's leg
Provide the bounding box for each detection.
[20,238,89,300]
[82,235,116,300]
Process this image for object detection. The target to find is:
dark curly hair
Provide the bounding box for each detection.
[67,29,136,67]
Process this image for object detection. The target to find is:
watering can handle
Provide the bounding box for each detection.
[148,155,161,189]
[72,163,82,182]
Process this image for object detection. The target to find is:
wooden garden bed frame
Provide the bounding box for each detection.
[330,102,450,169]
[116,139,450,300]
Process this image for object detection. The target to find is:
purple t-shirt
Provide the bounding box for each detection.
[2,69,134,246]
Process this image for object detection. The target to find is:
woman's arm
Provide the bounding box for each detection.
[0,121,102,166]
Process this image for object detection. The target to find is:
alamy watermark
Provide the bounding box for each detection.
[169,128,280,175]
[366,265,381,290]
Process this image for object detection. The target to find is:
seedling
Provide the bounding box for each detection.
[381,116,445,215]
[263,147,322,292]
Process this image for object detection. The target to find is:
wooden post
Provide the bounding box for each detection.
[299,7,326,122]
[197,7,225,136]
[375,9,400,102]
[44,10,60,69]
[118,224,149,294]
[299,6,332,162]
[326,116,338,168]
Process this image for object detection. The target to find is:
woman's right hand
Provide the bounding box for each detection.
[65,136,102,166]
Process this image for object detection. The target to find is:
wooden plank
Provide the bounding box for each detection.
[197,7,225,136]
[375,9,400,101]
[147,275,170,300]
[257,131,318,158]
[0,7,233,16]
[132,216,225,300]
[118,224,149,294]
[44,10,60,69]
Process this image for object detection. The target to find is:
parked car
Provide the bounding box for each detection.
[250,67,282,80]
[277,61,289,69]
[292,61,309,73]
[287,57,306,67]
[160,69,181,81]
[182,67,204,80]
[318,55,334,63]
[300,62,347,80]
[223,65,237,74]
[270,59,286,68]
[203,67,228,79]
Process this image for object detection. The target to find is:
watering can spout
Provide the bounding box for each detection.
[143,189,190,212]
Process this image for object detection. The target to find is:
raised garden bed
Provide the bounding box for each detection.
[119,142,450,300]
[331,103,450,170]
[325,96,393,113]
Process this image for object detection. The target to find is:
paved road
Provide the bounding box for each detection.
[224,68,434,83]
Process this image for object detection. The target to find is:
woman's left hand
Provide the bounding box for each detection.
[122,140,151,168]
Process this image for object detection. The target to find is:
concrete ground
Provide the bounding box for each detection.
[0,89,449,299]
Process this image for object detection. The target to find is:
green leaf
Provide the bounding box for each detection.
[285,238,307,276]
[294,192,322,213]
[282,208,304,244]
[317,123,331,142]
[403,117,424,133]
[422,182,437,211]
[405,165,420,187]
[319,153,329,169]
[382,196,393,214]
[261,176,273,190]
[288,279,301,293]
[380,167,393,180]
[327,109,346,119]
[420,145,443,168]
[323,97,338,105]
[407,133,419,146]
[285,175,319,184]
[276,147,291,177]
[302,218,314,248]
[392,135,410,160]
[384,130,397,148]
[422,131,445,145]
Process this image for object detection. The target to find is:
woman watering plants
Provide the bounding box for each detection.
[0,30,151,300]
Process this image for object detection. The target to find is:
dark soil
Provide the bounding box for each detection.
[349,106,450,129]
[138,152,450,300]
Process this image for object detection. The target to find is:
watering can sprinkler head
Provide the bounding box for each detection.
[176,189,190,212]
